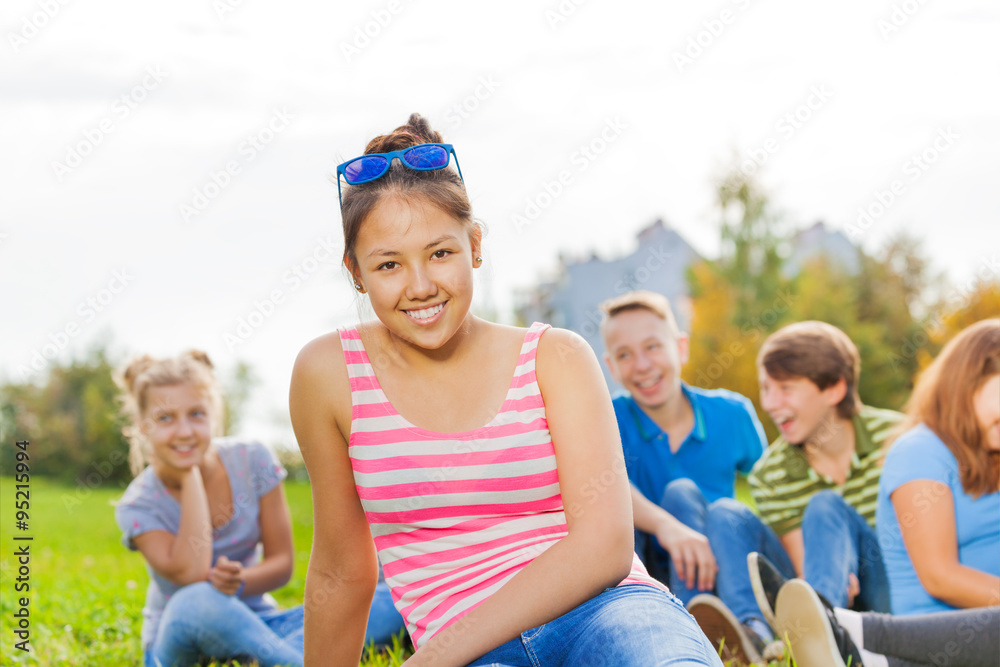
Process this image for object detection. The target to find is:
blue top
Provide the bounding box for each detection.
[613,383,767,505]
[115,439,287,650]
[877,424,1000,616]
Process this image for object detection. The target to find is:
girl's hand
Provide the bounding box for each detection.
[209,555,244,595]
[150,451,206,484]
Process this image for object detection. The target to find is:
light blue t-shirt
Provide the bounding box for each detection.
[115,439,287,650]
[877,424,1000,615]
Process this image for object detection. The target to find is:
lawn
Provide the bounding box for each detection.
[0,477,406,666]
[0,477,782,666]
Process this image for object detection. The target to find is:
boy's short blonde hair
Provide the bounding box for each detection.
[599,290,682,338]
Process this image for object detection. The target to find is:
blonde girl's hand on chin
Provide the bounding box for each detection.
[209,555,245,595]
[150,450,205,488]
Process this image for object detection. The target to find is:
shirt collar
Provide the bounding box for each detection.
[628,383,707,444]
[852,410,876,456]
[798,410,875,483]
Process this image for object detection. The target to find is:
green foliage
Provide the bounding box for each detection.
[916,279,1000,371]
[0,478,410,666]
[715,167,789,328]
[223,360,258,436]
[0,344,258,485]
[1,346,132,486]
[684,166,936,442]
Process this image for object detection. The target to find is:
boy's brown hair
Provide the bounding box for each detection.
[757,321,861,420]
[599,290,682,338]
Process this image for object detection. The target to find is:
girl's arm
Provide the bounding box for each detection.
[227,483,296,597]
[891,480,1000,608]
[132,466,213,586]
[408,328,638,667]
[290,333,380,666]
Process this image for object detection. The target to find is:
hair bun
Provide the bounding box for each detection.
[365,113,443,154]
[120,355,156,392]
[183,349,214,370]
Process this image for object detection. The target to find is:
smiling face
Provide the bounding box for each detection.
[758,370,847,445]
[351,195,482,351]
[603,308,688,412]
[973,374,1000,451]
[140,382,213,473]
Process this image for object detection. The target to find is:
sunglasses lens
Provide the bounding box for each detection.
[344,156,388,184]
[403,145,449,169]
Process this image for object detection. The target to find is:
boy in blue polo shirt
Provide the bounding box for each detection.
[600,290,773,663]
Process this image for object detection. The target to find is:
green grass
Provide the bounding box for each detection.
[0,477,407,666]
[0,477,787,666]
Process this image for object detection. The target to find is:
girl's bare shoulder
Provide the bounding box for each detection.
[294,330,346,374]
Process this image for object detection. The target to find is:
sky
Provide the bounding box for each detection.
[3,0,999,448]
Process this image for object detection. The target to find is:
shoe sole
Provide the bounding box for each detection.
[747,552,775,627]
[687,594,763,666]
[774,580,846,667]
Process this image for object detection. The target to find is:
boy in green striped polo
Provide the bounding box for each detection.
[749,321,902,612]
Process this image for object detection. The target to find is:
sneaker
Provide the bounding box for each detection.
[747,551,787,627]
[687,594,764,666]
[773,579,865,667]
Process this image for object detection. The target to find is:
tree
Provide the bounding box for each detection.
[222,360,258,436]
[684,168,795,441]
[684,163,935,442]
[914,279,1000,371]
[1,344,131,486]
[1,342,259,486]
[714,168,789,327]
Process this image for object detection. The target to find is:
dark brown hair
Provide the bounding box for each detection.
[896,318,1000,496]
[339,113,473,274]
[757,321,861,420]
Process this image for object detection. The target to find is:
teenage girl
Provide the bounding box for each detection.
[289,114,724,666]
[115,350,305,666]
[878,318,1000,614]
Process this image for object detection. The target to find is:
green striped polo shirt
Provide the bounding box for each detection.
[748,406,903,536]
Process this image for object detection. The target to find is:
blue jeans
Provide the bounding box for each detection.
[802,490,890,612]
[467,585,724,666]
[658,479,796,625]
[637,479,709,596]
[144,581,405,666]
[144,582,304,667]
[366,581,407,645]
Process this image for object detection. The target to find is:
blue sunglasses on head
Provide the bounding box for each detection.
[335,143,464,208]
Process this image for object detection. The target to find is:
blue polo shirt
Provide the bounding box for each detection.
[613,384,766,505]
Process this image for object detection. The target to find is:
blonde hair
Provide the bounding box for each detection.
[114,350,225,477]
[599,290,682,338]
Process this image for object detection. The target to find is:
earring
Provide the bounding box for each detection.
[354,282,363,291]
[476,256,483,264]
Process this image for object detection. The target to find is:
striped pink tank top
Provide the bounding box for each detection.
[341,322,664,648]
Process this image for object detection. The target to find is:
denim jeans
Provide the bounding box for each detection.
[467,585,724,666]
[658,478,797,625]
[802,490,890,612]
[144,581,405,667]
[366,581,407,645]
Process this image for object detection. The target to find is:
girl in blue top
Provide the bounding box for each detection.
[877,318,1000,615]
